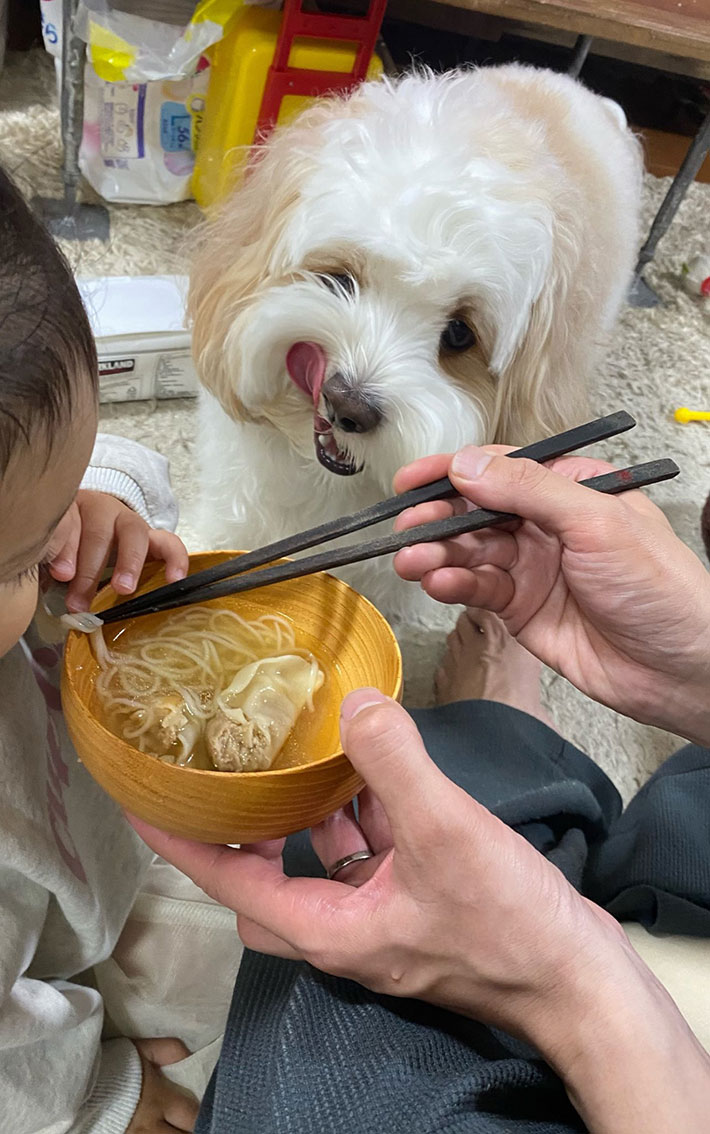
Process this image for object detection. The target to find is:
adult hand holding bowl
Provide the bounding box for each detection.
[131,687,710,1134]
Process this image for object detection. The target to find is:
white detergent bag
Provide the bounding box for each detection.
[80,62,209,204]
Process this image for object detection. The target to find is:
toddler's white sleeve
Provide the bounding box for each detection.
[80,434,179,532]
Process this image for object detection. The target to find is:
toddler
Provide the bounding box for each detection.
[0,167,207,1131]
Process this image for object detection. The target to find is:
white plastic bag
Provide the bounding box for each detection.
[78,0,241,82]
[42,0,279,80]
[43,0,244,78]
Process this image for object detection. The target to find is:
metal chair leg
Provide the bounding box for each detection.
[630,105,710,307]
[59,0,84,214]
[33,0,110,240]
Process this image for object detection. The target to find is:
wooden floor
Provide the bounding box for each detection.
[638,125,710,183]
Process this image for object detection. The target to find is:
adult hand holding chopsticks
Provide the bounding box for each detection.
[395,446,710,748]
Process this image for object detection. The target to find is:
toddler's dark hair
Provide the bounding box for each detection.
[0,167,98,475]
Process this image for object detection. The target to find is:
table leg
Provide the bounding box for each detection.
[630,105,710,307]
[568,34,593,79]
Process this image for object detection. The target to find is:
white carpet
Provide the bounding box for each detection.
[2,49,709,800]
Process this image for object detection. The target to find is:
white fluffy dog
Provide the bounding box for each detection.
[189,65,642,624]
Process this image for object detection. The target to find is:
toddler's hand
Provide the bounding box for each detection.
[128,1038,198,1133]
[47,491,188,613]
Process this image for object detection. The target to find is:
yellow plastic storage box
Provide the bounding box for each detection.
[192,5,382,210]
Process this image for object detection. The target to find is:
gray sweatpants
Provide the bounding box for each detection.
[196,701,710,1133]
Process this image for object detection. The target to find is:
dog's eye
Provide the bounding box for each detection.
[441,319,476,352]
[318,272,356,297]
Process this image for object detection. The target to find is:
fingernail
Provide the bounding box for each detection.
[114,573,134,591]
[340,688,389,721]
[451,447,494,482]
[65,597,88,613]
[50,559,74,580]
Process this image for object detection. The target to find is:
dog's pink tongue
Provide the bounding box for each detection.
[286,342,327,406]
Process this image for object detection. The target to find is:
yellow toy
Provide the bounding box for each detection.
[192,4,383,210]
[675,407,710,424]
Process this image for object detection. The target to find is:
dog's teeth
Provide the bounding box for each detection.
[318,435,328,448]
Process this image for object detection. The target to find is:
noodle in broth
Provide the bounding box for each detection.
[91,606,324,771]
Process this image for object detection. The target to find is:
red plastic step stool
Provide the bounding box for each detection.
[256,0,387,138]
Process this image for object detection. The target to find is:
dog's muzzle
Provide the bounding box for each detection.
[286,342,382,477]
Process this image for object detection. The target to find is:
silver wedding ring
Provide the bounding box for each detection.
[326,850,374,880]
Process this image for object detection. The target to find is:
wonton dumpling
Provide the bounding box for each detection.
[205,655,324,772]
[135,691,201,764]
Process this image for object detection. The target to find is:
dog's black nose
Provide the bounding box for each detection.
[321,374,383,434]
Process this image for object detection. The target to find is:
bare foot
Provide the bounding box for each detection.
[435,609,555,728]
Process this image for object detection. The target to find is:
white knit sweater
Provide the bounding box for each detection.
[0,435,177,1133]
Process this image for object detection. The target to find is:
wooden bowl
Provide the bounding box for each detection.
[62,552,402,844]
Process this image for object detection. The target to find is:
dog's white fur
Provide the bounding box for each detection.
[190,65,642,623]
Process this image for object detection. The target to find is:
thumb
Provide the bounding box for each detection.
[449,447,617,547]
[339,689,454,842]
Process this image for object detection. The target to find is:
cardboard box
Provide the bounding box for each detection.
[78,274,199,403]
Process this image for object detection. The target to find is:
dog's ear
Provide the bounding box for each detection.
[189,90,365,419]
[187,146,302,420]
[492,268,590,447]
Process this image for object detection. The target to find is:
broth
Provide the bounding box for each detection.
[90,599,343,772]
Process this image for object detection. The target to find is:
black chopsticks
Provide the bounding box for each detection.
[97,411,637,627]
[97,411,675,625]
[97,456,678,624]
